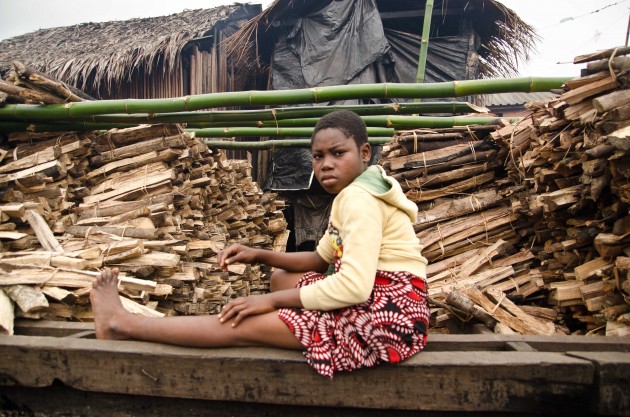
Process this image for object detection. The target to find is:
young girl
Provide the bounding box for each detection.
[91,110,429,377]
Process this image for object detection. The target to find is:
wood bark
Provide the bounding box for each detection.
[12,61,87,102]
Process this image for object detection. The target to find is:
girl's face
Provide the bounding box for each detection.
[311,127,371,194]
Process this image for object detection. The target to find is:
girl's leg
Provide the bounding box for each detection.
[269,269,305,292]
[90,269,303,350]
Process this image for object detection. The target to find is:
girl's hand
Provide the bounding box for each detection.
[218,294,276,327]
[217,244,258,272]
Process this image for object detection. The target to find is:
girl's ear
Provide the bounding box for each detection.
[360,142,372,163]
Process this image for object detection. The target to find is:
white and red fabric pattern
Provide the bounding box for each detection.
[278,270,429,378]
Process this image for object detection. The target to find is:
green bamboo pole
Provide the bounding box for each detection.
[190,127,396,138]
[0,121,133,133]
[415,0,434,85]
[203,137,394,150]
[187,115,518,129]
[0,101,487,124]
[0,77,569,118]
[0,115,516,133]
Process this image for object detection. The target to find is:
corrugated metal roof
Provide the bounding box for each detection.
[482,91,558,107]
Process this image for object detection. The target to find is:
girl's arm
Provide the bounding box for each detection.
[218,244,328,273]
[218,288,302,327]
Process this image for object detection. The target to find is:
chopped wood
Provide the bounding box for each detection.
[426,249,477,276]
[119,296,165,318]
[90,134,193,166]
[42,286,78,305]
[3,284,49,313]
[573,46,630,63]
[0,289,15,335]
[465,286,553,335]
[419,205,517,249]
[66,225,161,240]
[0,253,87,270]
[401,162,498,191]
[575,257,615,281]
[0,146,61,174]
[388,141,485,171]
[0,79,65,104]
[559,76,619,106]
[0,268,95,288]
[112,252,181,268]
[0,159,67,186]
[593,89,630,113]
[484,288,556,335]
[95,124,184,148]
[380,48,630,335]
[12,61,86,102]
[25,210,63,252]
[457,239,512,278]
[445,289,497,329]
[415,190,504,230]
[406,172,496,203]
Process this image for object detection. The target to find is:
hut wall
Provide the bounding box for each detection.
[89,59,184,100]
[79,30,249,161]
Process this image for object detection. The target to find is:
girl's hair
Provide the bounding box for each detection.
[312,110,368,147]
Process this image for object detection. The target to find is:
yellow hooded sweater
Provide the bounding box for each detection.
[300,165,428,311]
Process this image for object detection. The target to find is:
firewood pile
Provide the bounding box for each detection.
[381,47,630,337]
[0,121,288,334]
[0,60,93,104]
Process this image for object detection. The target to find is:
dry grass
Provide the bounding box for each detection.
[0,4,247,91]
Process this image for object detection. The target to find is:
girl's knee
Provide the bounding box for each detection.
[269,269,304,292]
[269,269,288,292]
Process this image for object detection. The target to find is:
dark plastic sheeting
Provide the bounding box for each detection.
[267,0,473,191]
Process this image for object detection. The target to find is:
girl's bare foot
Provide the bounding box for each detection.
[90,268,129,340]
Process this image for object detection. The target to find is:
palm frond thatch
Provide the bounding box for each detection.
[0,3,252,91]
[475,1,540,78]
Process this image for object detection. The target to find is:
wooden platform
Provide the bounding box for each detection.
[1,320,629,416]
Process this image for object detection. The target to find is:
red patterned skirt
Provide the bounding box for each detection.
[277,270,429,378]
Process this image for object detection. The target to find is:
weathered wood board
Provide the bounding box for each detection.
[1,321,629,415]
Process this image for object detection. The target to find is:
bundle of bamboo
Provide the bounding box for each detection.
[0,123,288,333]
[0,75,568,133]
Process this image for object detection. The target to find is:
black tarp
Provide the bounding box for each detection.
[274,0,389,88]
[265,0,474,191]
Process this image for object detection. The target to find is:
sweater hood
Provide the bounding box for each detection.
[351,165,418,222]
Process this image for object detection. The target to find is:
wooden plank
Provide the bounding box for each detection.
[14,320,95,337]
[0,336,595,413]
[559,75,618,106]
[568,352,630,417]
[12,320,630,351]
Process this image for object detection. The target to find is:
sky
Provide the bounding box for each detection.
[0,0,629,78]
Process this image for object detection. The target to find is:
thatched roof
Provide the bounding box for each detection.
[226,0,539,81]
[0,3,258,91]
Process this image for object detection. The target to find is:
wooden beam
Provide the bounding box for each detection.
[0,335,598,413]
[569,352,630,417]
